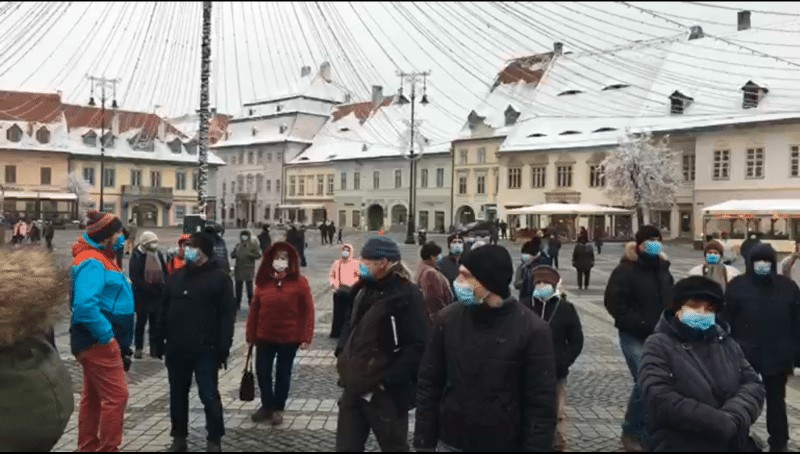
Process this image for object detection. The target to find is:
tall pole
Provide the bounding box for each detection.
[399,70,430,245]
[87,76,119,211]
[197,1,212,217]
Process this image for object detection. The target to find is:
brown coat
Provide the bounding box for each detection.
[414,260,453,321]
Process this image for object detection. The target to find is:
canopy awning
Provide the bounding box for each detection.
[278,204,326,210]
[2,190,77,201]
[506,203,632,215]
[703,199,800,216]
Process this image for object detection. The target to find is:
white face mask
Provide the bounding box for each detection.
[273,259,289,272]
[341,250,350,259]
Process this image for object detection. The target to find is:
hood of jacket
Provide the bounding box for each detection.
[340,243,356,262]
[654,310,729,343]
[256,241,302,285]
[746,242,777,276]
[622,241,669,263]
[0,249,69,347]
[72,233,116,260]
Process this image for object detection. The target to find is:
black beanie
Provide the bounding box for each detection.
[671,276,724,312]
[460,245,513,298]
[189,232,216,259]
[361,236,402,262]
[635,225,662,245]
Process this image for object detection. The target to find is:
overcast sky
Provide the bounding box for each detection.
[0,1,798,138]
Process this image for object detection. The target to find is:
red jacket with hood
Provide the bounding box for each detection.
[247,241,315,345]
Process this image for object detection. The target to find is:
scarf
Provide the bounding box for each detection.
[144,250,164,285]
[703,264,728,292]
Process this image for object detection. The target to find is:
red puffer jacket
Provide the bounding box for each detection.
[246,242,315,345]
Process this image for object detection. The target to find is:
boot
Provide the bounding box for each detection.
[168,437,188,453]
[133,349,143,359]
[206,440,222,452]
[271,410,284,426]
[250,406,272,423]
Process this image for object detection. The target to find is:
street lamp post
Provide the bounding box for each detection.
[87,76,119,211]
[397,70,431,245]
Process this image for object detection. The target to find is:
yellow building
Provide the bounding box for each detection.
[282,162,335,225]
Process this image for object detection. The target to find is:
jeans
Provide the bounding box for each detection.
[335,390,409,452]
[166,351,225,441]
[619,332,648,445]
[235,280,254,309]
[763,373,789,450]
[576,270,591,289]
[256,343,300,411]
[134,309,157,351]
[77,341,129,452]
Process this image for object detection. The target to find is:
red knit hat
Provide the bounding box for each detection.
[177,233,192,245]
[85,210,123,243]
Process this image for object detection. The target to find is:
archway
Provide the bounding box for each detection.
[391,204,407,227]
[134,203,159,227]
[455,205,475,226]
[367,204,384,231]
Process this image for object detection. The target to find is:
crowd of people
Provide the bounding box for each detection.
[5,209,800,452]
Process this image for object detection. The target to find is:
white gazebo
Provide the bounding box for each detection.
[505,203,633,241]
[702,199,800,252]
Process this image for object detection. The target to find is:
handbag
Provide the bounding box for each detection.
[239,344,255,402]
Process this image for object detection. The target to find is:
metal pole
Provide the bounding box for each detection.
[404,79,417,245]
[197,1,212,217]
[99,83,105,209]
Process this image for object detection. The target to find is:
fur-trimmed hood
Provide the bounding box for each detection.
[0,249,69,347]
[622,241,669,263]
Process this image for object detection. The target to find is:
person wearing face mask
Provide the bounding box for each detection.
[203,221,231,275]
[415,241,454,322]
[724,243,800,453]
[514,237,551,300]
[415,245,557,452]
[328,243,360,338]
[604,225,674,452]
[128,231,168,359]
[520,266,583,452]
[437,233,465,286]
[70,210,134,452]
[152,232,235,453]
[688,240,740,290]
[247,242,314,427]
[335,236,429,452]
[231,230,262,312]
[167,234,192,275]
[639,276,765,452]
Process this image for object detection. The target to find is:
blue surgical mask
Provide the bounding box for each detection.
[450,244,463,256]
[437,253,444,262]
[241,236,249,242]
[358,262,374,280]
[113,234,126,252]
[521,253,532,263]
[533,285,555,301]
[184,246,199,263]
[341,250,350,259]
[453,281,481,306]
[644,241,662,257]
[754,261,772,276]
[681,311,716,331]
[705,253,721,265]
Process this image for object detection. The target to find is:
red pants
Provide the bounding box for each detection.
[77,340,129,452]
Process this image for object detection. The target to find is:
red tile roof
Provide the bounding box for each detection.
[209,114,231,143]
[0,90,63,123]
[62,104,186,138]
[497,62,546,85]
[332,97,394,122]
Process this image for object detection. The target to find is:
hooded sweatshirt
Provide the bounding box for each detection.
[329,243,360,289]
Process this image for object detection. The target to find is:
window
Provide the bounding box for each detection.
[276,151,282,161]
[459,149,468,165]
[83,131,97,147]
[192,171,198,190]
[257,151,263,164]
[101,132,115,148]
[494,168,499,194]
[557,165,573,187]
[354,171,361,190]
[169,139,182,154]
[436,168,444,188]
[130,170,142,186]
[40,167,51,185]
[746,147,764,179]
[247,151,254,164]
[175,171,186,190]
[476,174,486,194]
[238,151,244,165]
[317,175,324,195]
[341,172,347,190]
[508,167,522,189]
[103,168,116,188]
[327,174,334,195]
[82,167,95,185]
[713,149,730,180]
[352,210,361,228]
[222,182,226,194]
[420,169,428,188]
[6,125,21,142]
[298,176,305,195]
[256,174,263,192]
[373,171,380,189]
[175,205,186,220]
[589,165,605,188]
[531,166,546,188]
[682,154,696,182]
[151,171,161,187]
[246,174,254,193]
[264,206,271,220]
[237,175,244,193]
[102,202,115,214]
[458,174,468,194]
[266,179,272,192]
[289,176,296,196]
[276,179,281,193]
[36,127,50,144]
[478,147,486,164]
[419,211,429,230]
[267,151,272,162]
[791,146,799,177]
[394,169,402,188]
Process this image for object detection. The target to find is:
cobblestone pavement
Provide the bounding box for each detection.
[46,229,800,452]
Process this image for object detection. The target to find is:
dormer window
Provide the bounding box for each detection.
[602,83,629,91]
[504,105,520,126]
[279,125,287,134]
[185,139,198,155]
[527,133,547,138]
[101,131,115,148]
[559,130,580,135]
[670,90,694,115]
[6,124,22,142]
[251,127,258,136]
[557,90,583,96]
[248,108,255,116]
[82,130,97,147]
[276,104,283,112]
[169,138,183,154]
[339,127,351,133]
[362,144,369,151]
[741,80,768,109]
[36,127,50,144]
[467,110,486,130]
[593,127,618,133]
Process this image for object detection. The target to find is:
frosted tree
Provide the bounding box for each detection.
[67,171,95,221]
[601,130,681,228]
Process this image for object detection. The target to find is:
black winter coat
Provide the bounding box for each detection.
[414,300,558,452]
[257,231,272,253]
[128,248,168,313]
[521,295,584,379]
[572,243,595,271]
[604,252,674,340]
[153,259,235,359]
[335,272,429,413]
[639,312,765,452]
[437,254,460,286]
[723,244,800,376]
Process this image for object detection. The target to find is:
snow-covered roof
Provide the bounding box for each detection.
[244,62,346,106]
[210,115,313,149]
[501,22,800,152]
[703,199,800,216]
[167,113,231,144]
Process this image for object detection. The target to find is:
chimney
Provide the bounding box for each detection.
[688,25,704,40]
[111,111,120,135]
[157,119,166,140]
[553,42,563,56]
[344,93,352,103]
[319,62,332,82]
[737,10,751,31]
[371,85,383,105]
[210,107,217,117]
[300,66,311,77]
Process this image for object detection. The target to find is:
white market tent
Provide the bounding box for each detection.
[702,199,800,216]
[506,203,632,215]
[702,199,800,252]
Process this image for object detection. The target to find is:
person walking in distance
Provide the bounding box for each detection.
[328,243,360,338]
[572,231,595,290]
[549,230,562,269]
[414,245,558,452]
[335,236,429,452]
[12,217,27,245]
[247,241,315,426]
[604,225,674,452]
[328,221,336,245]
[43,219,55,252]
[724,243,800,452]
[152,233,235,453]
[128,231,168,359]
[415,241,453,321]
[257,224,272,254]
[231,230,262,312]
[70,210,134,452]
[319,221,328,245]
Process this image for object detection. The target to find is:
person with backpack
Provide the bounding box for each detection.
[572,231,595,290]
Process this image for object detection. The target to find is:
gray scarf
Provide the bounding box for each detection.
[703,264,728,292]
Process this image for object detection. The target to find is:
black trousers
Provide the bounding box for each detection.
[330,289,352,338]
[552,252,560,269]
[335,391,409,452]
[134,310,158,351]
[763,373,789,450]
[235,280,254,309]
[166,352,225,441]
[577,270,591,289]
